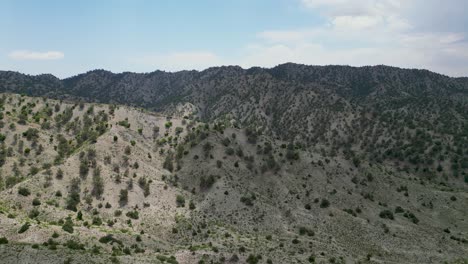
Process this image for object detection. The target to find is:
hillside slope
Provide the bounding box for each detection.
[1,64,467,185]
[0,93,466,264]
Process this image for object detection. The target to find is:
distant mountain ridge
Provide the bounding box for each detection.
[1,64,467,104]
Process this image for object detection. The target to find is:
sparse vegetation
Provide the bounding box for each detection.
[0,84,464,264]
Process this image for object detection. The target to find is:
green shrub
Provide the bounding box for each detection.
[18,187,31,196]
[119,189,128,205]
[92,217,103,226]
[246,254,262,264]
[18,222,30,233]
[126,210,139,220]
[22,128,39,141]
[32,198,41,206]
[65,240,85,250]
[0,237,8,244]
[28,208,40,219]
[299,227,315,236]
[225,147,235,156]
[175,127,183,134]
[66,192,80,211]
[395,206,404,214]
[379,210,394,220]
[156,255,178,264]
[29,166,40,175]
[118,119,130,128]
[403,211,419,224]
[343,208,356,217]
[320,199,330,208]
[56,168,64,179]
[199,175,216,190]
[98,234,122,245]
[176,195,185,207]
[240,195,256,206]
[62,218,74,233]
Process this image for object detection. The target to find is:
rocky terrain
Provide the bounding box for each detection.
[0,64,466,264]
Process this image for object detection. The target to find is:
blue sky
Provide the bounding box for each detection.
[1,0,467,78]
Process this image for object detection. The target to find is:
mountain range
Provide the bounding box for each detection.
[0,64,466,264]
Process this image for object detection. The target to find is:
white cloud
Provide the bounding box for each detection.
[8,50,64,60]
[130,51,221,71]
[230,0,468,76]
[331,15,382,31]
[301,0,407,17]
[242,26,468,75]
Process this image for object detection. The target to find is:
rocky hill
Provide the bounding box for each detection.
[0,64,467,264]
[1,64,467,182]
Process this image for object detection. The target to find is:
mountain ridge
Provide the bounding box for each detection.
[2,63,467,80]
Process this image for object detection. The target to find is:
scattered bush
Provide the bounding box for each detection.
[176,195,185,207]
[395,206,404,214]
[65,240,85,250]
[175,127,183,134]
[299,227,315,236]
[56,168,64,179]
[246,254,262,264]
[225,147,235,156]
[99,235,122,245]
[379,210,394,220]
[28,208,40,219]
[18,222,31,233]
[0,237,8,244]
[320,199,330,208]
[66,179,81,211]
[62,218,74,233]
[118,119,130,128]
[18,187,31,196]
[32,198,41,206]
[119,189,129,206]
[126,210,139,220]
[240,194,256,206]
[199,175,216,190]
[189,201,196,210]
